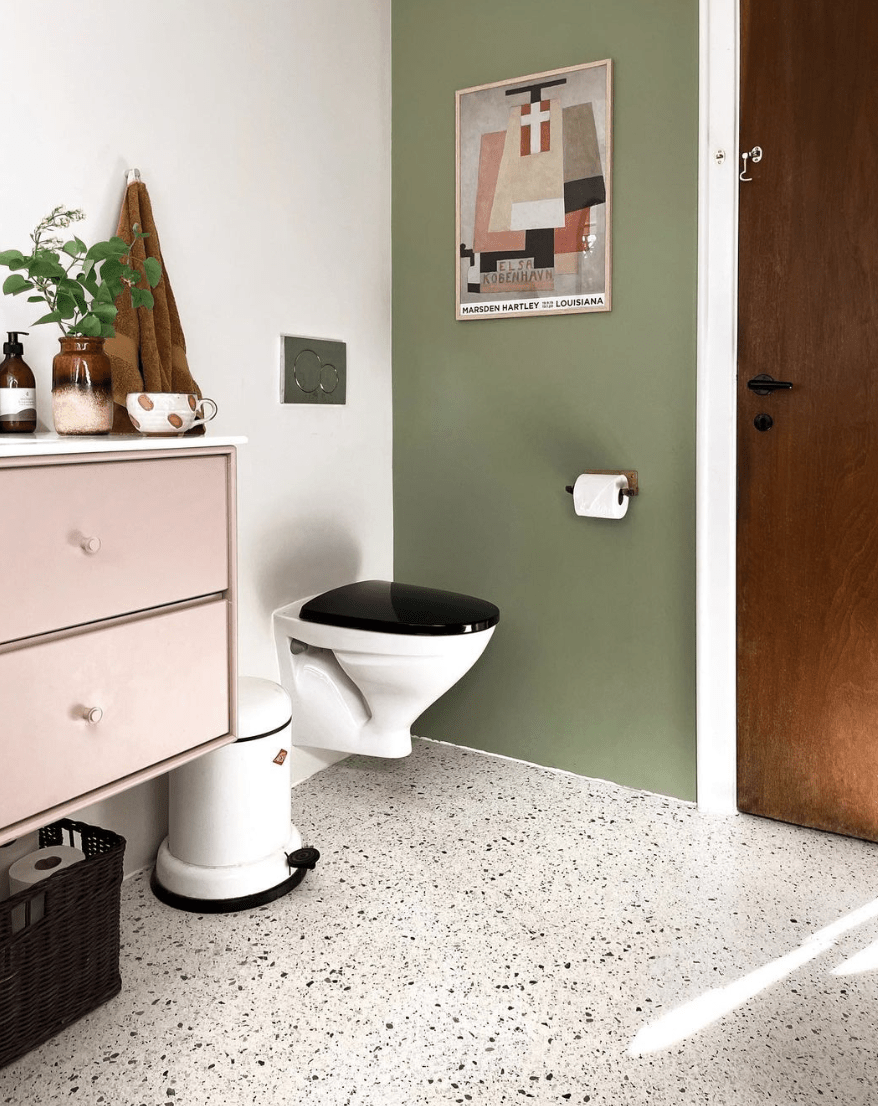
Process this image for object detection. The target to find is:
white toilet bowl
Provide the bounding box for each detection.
[273,580,499,758]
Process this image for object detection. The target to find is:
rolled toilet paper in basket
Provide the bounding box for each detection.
[572,473,630,519]
[8,845,86,930]
[9,845,86,895]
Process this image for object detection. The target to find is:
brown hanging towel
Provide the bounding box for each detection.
[105,178,205,433]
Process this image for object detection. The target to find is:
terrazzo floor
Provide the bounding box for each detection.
[3,738,878,1104]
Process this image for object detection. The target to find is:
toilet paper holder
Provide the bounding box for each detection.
[565,470,639,503]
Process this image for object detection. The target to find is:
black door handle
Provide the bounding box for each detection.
[747,374,794,395]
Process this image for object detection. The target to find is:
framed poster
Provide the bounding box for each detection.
[456,60,613,320]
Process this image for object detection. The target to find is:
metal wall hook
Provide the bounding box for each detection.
[740,146,763,181]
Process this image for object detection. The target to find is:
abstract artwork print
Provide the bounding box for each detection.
[456,61,612,320]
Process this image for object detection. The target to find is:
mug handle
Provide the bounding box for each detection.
[190,398,218,427]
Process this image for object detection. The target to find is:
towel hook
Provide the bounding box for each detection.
[739,146,762,182]
[126,167,142,185]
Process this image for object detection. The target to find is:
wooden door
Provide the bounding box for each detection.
[737,0,878,839]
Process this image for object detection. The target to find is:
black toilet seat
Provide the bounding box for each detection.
[299,580,500,636]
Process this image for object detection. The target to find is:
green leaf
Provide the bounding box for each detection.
[28,254,65,280]
[98,258,124,301]
[85,241,115,261]
[60,278,87,310]
[62,238,87,258]
[31,311,62,326]
[0,249,25,267]
[78,313,103,336]
[2,273,34,295]
[100,324,115,339]
[96,281,118,304]
[143,257,162,288]
[56,291,77,319]
[26,295,45,303]
[93,302,117,324]
[107,236,131,256]
[77,269,99,298]
[131,287,154,310]
[100,257,122,283]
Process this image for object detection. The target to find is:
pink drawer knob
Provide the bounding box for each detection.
[82,536,102,554]
[84,706,103,725]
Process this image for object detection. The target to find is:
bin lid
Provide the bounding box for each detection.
[237,676,292,740]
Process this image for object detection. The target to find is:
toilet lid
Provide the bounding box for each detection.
[300,580,500,636]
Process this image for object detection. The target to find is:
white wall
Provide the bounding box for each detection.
[0,0,393,874]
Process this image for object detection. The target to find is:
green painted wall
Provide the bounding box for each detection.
[391,0,699,798]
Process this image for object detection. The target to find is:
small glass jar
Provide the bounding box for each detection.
[52,336,113,435]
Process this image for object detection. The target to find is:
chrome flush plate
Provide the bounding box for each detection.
[281,335,347,405]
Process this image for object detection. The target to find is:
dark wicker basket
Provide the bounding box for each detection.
[0,819,126,1069]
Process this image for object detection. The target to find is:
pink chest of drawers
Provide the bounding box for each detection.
[0,439,239,844]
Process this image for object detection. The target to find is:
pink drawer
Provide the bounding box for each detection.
[0,454,230,643]
[0,599,230,828]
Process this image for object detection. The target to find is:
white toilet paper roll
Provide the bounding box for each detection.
[8,845,85,931]
[572,473,630,519]
[9,845,86,895]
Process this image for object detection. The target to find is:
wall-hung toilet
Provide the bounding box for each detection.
[152,582,497,913]
[273,579,500,758]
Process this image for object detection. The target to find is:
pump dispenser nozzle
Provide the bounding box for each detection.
[3,332,28,356]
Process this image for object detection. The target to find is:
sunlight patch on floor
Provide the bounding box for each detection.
[629,895,878,1055]
[831,934,878,977]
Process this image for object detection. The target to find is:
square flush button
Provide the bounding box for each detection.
[281,335,346,405]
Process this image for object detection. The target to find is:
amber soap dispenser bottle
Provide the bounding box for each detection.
[0,331,36,433]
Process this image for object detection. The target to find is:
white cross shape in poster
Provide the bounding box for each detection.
[521,101,551,154]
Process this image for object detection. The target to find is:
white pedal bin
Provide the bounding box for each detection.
[152,676,312,912]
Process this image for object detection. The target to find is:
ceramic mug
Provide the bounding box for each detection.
[126,392,218,435]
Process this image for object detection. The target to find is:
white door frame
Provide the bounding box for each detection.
[696,0,739,814]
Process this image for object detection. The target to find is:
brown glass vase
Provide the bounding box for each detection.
[52,336,113,435]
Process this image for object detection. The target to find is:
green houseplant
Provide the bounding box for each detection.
[0,206,162,434]
[0,205,160,337]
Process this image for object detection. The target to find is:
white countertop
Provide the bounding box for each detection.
[0,432,246,457]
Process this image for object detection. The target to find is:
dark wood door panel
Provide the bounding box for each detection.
[737,0,878,840]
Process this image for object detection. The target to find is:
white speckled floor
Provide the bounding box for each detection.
[3,738,878,1104]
